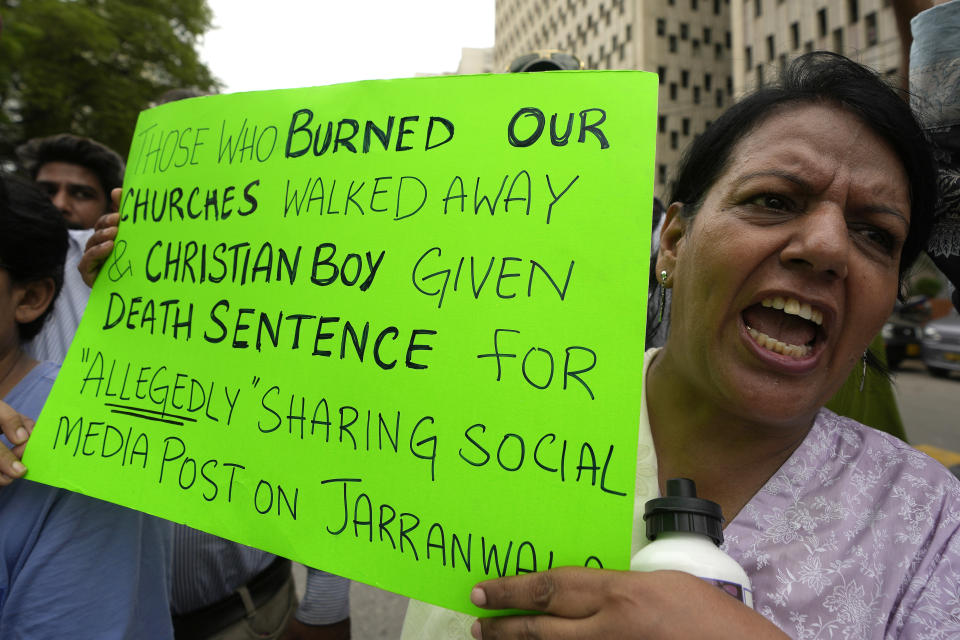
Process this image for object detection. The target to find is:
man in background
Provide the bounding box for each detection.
[16,133,123,363]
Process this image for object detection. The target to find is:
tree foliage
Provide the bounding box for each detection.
[0,0,220,166]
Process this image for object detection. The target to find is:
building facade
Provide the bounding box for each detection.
[731,0,902,94]
[494,0,905,199]
[494,0,734,199]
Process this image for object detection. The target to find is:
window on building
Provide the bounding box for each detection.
[704,72,712,91]
[691,0,698,9]
[726,30,731,48]
[657,18,666,36]
[791,22,799,49]
[726,75,733,95]
[755,0,762,17]
[693,39,701,54]
[680,23,689,40]
[756,64,764,87]
[670,83,678,100]
[658,164,667,185]
[626,24,632,41]
[619,43,626,60]
[833,27,844,52]
[658,115,667,133]
[866,12,878,46]
[779,53,787,75]
[818,9,828,37]
[658,65,667,83]
[848,0,859,23]
[767,35,775,60]
[693,86,701,104]
[682,118,691,135]
[669,34,678,52]
[670,131,679,149]
[703,27,712,43]
[716,89,724,107]
[681,69,689,87]
[715,42,724,59]
[746,46,753,70]
[714,0,721,15]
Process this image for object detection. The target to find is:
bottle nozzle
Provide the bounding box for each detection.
[666,477,697,498]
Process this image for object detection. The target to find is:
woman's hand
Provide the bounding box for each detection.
[470,567,789,640]
[0,400,33,486]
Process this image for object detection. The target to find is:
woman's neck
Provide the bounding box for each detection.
[0,347,38,400]
[645,348,813,525]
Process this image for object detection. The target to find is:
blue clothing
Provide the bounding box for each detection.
[0,361,175,639]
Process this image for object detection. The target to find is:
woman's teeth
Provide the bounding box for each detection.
[761,297,823,325]
[747,327,812,358]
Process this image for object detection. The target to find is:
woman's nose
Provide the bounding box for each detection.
[779,206,850,280]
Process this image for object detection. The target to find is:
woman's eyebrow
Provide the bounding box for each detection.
[734,171,910,227]
[862,204,909,229]
[730,170,811,191]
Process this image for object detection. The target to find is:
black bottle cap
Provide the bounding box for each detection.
[643,478,725,545]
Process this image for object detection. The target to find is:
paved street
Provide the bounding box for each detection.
[893,360,960,451]
[295,359,960,639]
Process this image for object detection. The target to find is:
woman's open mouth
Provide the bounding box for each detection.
[742,296,826,360]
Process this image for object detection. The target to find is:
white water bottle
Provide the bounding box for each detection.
[630,477,753,608]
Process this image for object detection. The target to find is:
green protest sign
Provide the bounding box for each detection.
[23,70,657,615]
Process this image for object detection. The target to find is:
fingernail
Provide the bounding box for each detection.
[15,427,28,442]
[470,620,482,640]
[470,586,487,607]
[12,461,25,474]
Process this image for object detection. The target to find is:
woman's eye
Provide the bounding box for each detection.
[747,194,792,211]
[852,225,896,252]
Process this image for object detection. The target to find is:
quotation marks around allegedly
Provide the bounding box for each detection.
[108,239,134,282]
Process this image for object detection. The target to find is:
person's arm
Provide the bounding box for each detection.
[0,400,32,485]
[470,567,789,640]
[892,0,934,90]
[901,0,960,312]
[280,568,351,640]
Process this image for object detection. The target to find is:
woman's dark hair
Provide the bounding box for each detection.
[669,51,937,288]
[0,174,69,342]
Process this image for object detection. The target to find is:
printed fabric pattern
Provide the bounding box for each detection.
[723,409,960,639]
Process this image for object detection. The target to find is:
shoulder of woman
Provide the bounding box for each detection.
[812,407,960,492]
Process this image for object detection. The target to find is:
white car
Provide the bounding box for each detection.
[921,309,960,378]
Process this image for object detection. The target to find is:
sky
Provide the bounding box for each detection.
[198,0,496,94]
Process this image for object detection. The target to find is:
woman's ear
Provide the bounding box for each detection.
[655,202,688,283]
[13,278,56,326]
